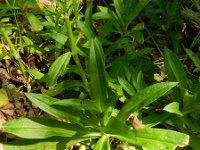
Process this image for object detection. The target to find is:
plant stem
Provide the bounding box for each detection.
[146,28,164,56]
[65,15,91,96]
[0,27,30,91]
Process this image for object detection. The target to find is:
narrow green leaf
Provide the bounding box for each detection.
[142,112,170,128]
[27,69,44,80]
[126,0,151,27]
[182,90,198,114]
[92,6,113,20]
[163,102,183,116]
[78,3,94,40]
[4,135,99,150]
[25,93,80,122]
[185,48,200,69]
[132,22,145,30]
[78,21,94,39]
[42,52,71,87]
[103,118,189,150]
[118,77,136,96]
[47,32,68,45]
[3,117,83,139]
[0,4,19,10]
[135,70,143,92]
[85,3,93,26]
[89,38,107,112]
[26,13,43,31]
[94,135,110,150]
[118,82,178,121]
[132,128,189,150]
[131,30,144,44]
[45,80,83,96]
[51,99,84,109]
[164,49,189,89]
[22,36,35,53]
[190,32,200,48]
[113,0,125,28]
[4,140,62,150]
[52,99,99,112]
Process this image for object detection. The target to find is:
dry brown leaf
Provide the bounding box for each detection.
[1,102,15,116]
[28,108,35,117]
[128,113,143,129]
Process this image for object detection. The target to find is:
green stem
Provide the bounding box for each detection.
[146,28,164,56]
[1,28,20,59]
[1,27,30,91]
[72,0,79,24]
[65,15,91,96]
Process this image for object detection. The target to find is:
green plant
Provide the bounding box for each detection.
[0,0,193,149]
[0,0,30,89]
[181,0,200,30]
[144,0,183,53]
[162,48,200,150]
[3,38,189,149]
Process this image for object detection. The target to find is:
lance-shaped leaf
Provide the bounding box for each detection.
[25,93,81,122]
[46,32,68,45]
[163,102,183,116]
[3,117,90,139]
[42,52,71,87]
[26,13,43,32]
[185,48,200,72]
[164,49,189,89]
[78,21,94,39]
[118,82,178,121]
[4,140,62,150]
[94,135,110,150]
[89,38,107,112]
[45,80,83,96]
[142,112,170,128]
[103,117,189,149]
[118,77,136,96]
[126,0,151,24]
[132,128,189,150]
[3,135,99,150]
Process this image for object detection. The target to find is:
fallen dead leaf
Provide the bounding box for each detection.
[28,108,35,117]
[0,102,15,116]
[128,113,143,129]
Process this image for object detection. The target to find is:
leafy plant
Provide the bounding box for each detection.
[3,36,189,150]
[144,0,183,53]
[1,0,196,149]
[163,48,200,149]
[181,0,200,31]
